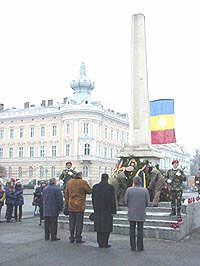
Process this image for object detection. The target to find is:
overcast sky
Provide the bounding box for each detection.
[0,0,199,153]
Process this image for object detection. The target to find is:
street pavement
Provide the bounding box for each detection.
[1,190,200,266]
[0,215,200,266]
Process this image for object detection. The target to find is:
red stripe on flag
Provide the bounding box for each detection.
[151,129,176,144]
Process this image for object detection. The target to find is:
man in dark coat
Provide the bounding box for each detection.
[43,178,63,241]
[92,173,116,248]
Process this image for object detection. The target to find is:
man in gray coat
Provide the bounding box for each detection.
[124,175,150,251]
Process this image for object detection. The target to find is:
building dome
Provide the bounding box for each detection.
[70,62,95,94]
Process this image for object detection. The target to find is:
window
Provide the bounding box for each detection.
[0,128,4,139]
[52,145,57,157]
[66,144,70,156]
[30,127,34,138]
[9,147,13,158]
[83,165,88,178]
[10,128,14,139]
[18,167,22,178]
[51,166,56,177]
[83,123,89,135]
[52,125,57,136]
[39,166,44,178]
[111,128,113,140]
[29,166,33,178]
[105,127,108,138]
[116,130,119,141]
[30,146,34,158]
[0,147,3,158]
[98,166,101,178]
[66,123,70,135]
[40,146,44,158]
[104,147,107,158]
[110,148,113,159]
[19,128,23,138]
[8,167,12,178]
[84,143,90,155]
[121,131,124,143]
[41,126,45,137]
[19,147,23,158]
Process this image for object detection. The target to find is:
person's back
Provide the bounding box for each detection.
[42,178,63,241]
[125,186,149,221]
[92,173,116,248]
[124,175,150,252]
[66,177,92,212]
[43,183,63,217]
[65,172,92,244]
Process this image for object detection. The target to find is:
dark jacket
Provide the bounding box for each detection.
[43,184,63,217]
[5,187,17,205]
[14,184,24,206]
[92,181,116,232]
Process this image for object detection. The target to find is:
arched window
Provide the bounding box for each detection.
[8,167,12,178]
[83,165,89,178]
[29,166,33,178]
[40,166,44,178]
[51,166,56,177]
[18,167,22,178]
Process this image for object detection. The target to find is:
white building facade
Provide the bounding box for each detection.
[0,63,190,185]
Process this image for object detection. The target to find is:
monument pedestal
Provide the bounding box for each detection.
[120,144,162,164]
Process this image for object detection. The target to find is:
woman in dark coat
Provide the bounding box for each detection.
[92,173,116,248]
[33,181,47,225]
[14,180,24,222]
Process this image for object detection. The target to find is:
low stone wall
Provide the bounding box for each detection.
[184,202,200,235]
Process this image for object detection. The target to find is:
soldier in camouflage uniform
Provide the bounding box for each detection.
[59,162,77,190]
[148,167,166,207]
[166,159,186,217]
[110,166,134,207]
[195,171,200,194]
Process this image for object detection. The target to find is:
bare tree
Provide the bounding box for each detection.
[190,149,200,176]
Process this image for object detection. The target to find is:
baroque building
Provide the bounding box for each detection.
[0,63,190,185]
[0,63,129,185]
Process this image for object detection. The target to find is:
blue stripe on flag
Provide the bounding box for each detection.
[150,99,174,116]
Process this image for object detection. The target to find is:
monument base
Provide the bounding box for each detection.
[120,144,162,164]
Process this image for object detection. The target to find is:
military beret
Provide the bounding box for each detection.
[172,159,179,164]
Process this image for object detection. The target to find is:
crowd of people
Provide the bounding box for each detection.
[0,177,24,222]
[0,159,188,252]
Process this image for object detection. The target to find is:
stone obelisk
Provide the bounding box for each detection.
[121,13,161,162]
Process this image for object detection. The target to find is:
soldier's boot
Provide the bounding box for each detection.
[177,208,181,218]
[170,208,176,216]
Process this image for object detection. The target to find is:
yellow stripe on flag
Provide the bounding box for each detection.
[150,114,175,131]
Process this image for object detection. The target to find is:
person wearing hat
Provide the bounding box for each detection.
[166,160,186,217]
[111,166,134,207]
[59,161,77,191]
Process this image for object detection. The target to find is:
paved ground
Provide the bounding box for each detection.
[0,216,200,266]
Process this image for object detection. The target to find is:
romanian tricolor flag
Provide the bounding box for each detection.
[150,99,176,144]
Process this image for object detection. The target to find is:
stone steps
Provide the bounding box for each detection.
[58,199,187,241]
